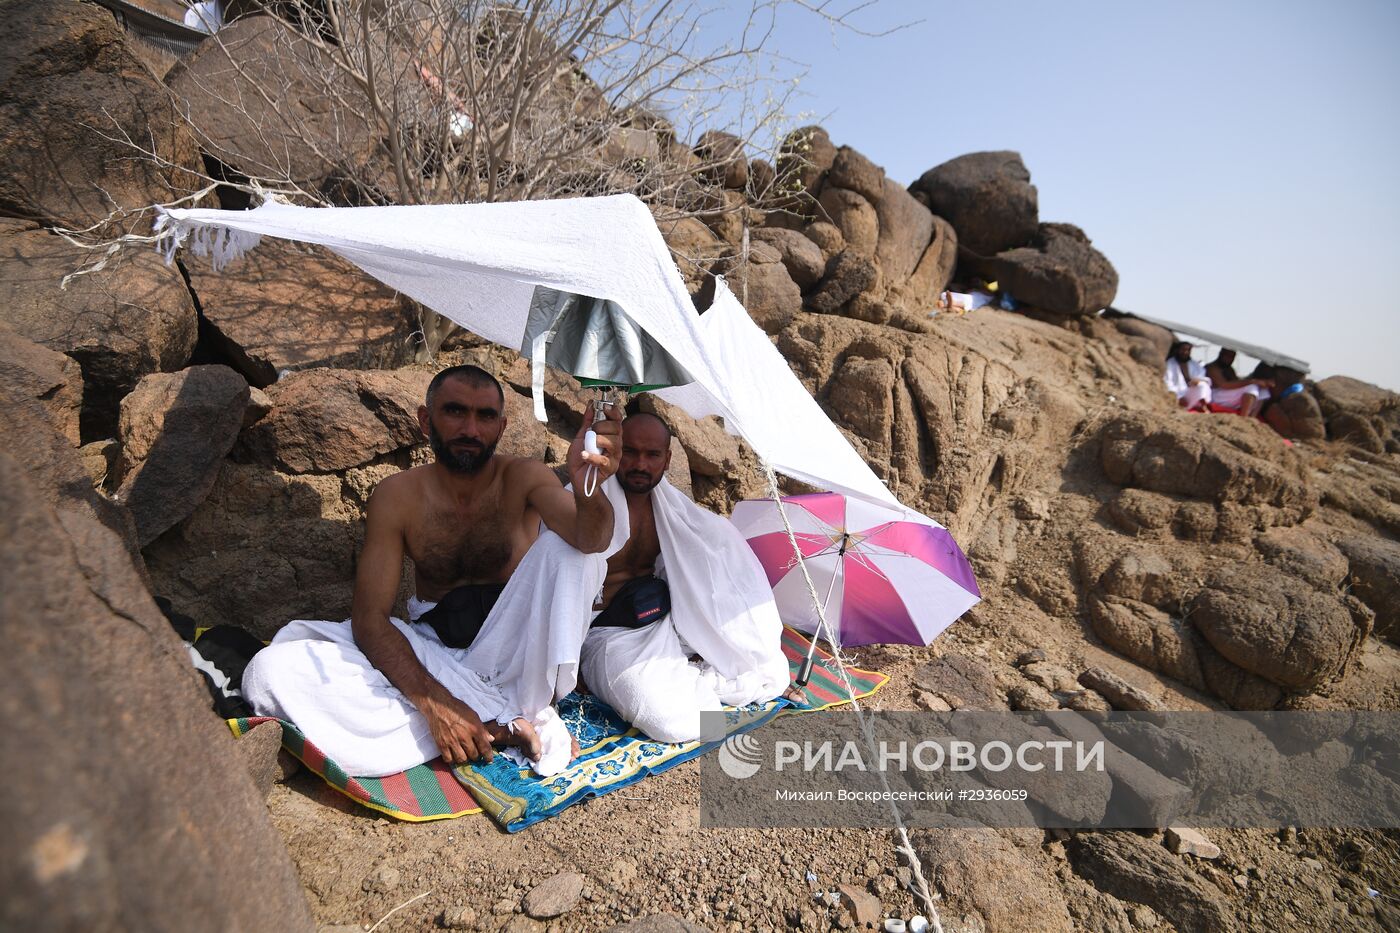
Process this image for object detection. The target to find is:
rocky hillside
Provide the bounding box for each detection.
[2,2,1398,931]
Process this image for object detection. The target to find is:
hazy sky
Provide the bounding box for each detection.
[722,0,1399,390]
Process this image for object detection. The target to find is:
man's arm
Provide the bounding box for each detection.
[525,402,622,554]
[1206,364,1250,389]
[350,480,496,763]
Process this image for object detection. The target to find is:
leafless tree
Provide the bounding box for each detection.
[123,0,897,352]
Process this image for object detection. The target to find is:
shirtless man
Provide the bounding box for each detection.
[579,414,798,742]
[243,365,622,775]
[1205,348,1273,418]
[588,412,670,631]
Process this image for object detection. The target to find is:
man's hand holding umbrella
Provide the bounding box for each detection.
[567,398,624,495]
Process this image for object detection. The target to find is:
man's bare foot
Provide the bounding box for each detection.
[571,735,581,760]
[484,718,543,761]
[782,683,808,704]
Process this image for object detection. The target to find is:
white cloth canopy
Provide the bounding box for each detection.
[1121,310,1310,374]
[155,194,906,512]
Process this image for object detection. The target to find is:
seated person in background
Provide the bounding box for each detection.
[1164,341,1211,410]
[242,365,623,778]
[936,290,996,313]
[579,413,797,743]
[1206,348,1273,418]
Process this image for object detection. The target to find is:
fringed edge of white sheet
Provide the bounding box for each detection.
[152,208,263,271]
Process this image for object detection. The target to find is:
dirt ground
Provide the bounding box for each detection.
[263,600,1400,932]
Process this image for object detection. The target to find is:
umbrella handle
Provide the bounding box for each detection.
[796,653,816,688]
[582,429,600,496]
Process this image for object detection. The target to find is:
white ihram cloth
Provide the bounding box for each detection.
[1165,357,1211,409]
[581,477,790,744]
[1211,382,1271,411]
[242,492,629,778]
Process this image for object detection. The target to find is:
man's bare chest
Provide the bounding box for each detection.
[408,496,517,587]
[611,508,661,574]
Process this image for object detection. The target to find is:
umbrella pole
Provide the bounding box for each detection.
[796,543,845,687]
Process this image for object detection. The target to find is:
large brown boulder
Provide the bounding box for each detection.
[184,240,418,387]
[1099,411,1315,516]
[1253,526,1348,591]
[826,146,884,204]
[1067,832,1232,933]
[146,457,377,639]
[117,365,251,546]
[1335,535,1400,642]
[165,14,380,196]
[802,220,845,260]
[1312,375,1399,453]
[909,151,1039,255]
[693,129,747,190]
[826,356,897,460]
[0,0,201,232]
[1328,411,1385,453]
[751,227,824,290]
[0,432,313,931]
[697,189,748,246]
[887,214,956,312]
[1088,594,1208,692]
[977,222,1118,315]
[0,326,83,446]
[238,368,432,474]
[653,212,722,297]
[873,176,935,287]
[816,186,878,257]
[774,125,837,207]
[728,257,802,335]
[0,372,145,573]
[1075,538,1302,708]
[1263,389,1326,442]
[1190,564,1369,690]
[1317,454,1400,537]
[805,250,876,315]
[0,220,198,439]
[1109,314,1175,366]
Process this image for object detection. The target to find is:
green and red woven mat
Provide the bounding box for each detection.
[776,626,888,711]
[229,626,887,824]
[227,717,482,821]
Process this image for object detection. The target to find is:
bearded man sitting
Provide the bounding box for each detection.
[242,365,624,777]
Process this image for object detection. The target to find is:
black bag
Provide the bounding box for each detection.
[591,575,671,630]
[415,582,508,648]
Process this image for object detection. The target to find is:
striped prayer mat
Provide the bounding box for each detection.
[229,627,886,825]
[227,717,482,821]
[453,627,887,831]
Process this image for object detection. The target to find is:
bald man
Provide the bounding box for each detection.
[580,414,797,743]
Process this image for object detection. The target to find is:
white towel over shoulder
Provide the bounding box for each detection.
[582,478,789,743]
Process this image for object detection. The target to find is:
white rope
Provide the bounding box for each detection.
[760,459,943,933]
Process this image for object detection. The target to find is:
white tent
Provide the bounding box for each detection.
[155,193,907,513]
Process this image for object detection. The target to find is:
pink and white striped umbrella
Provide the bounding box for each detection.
[730,493,980,648]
